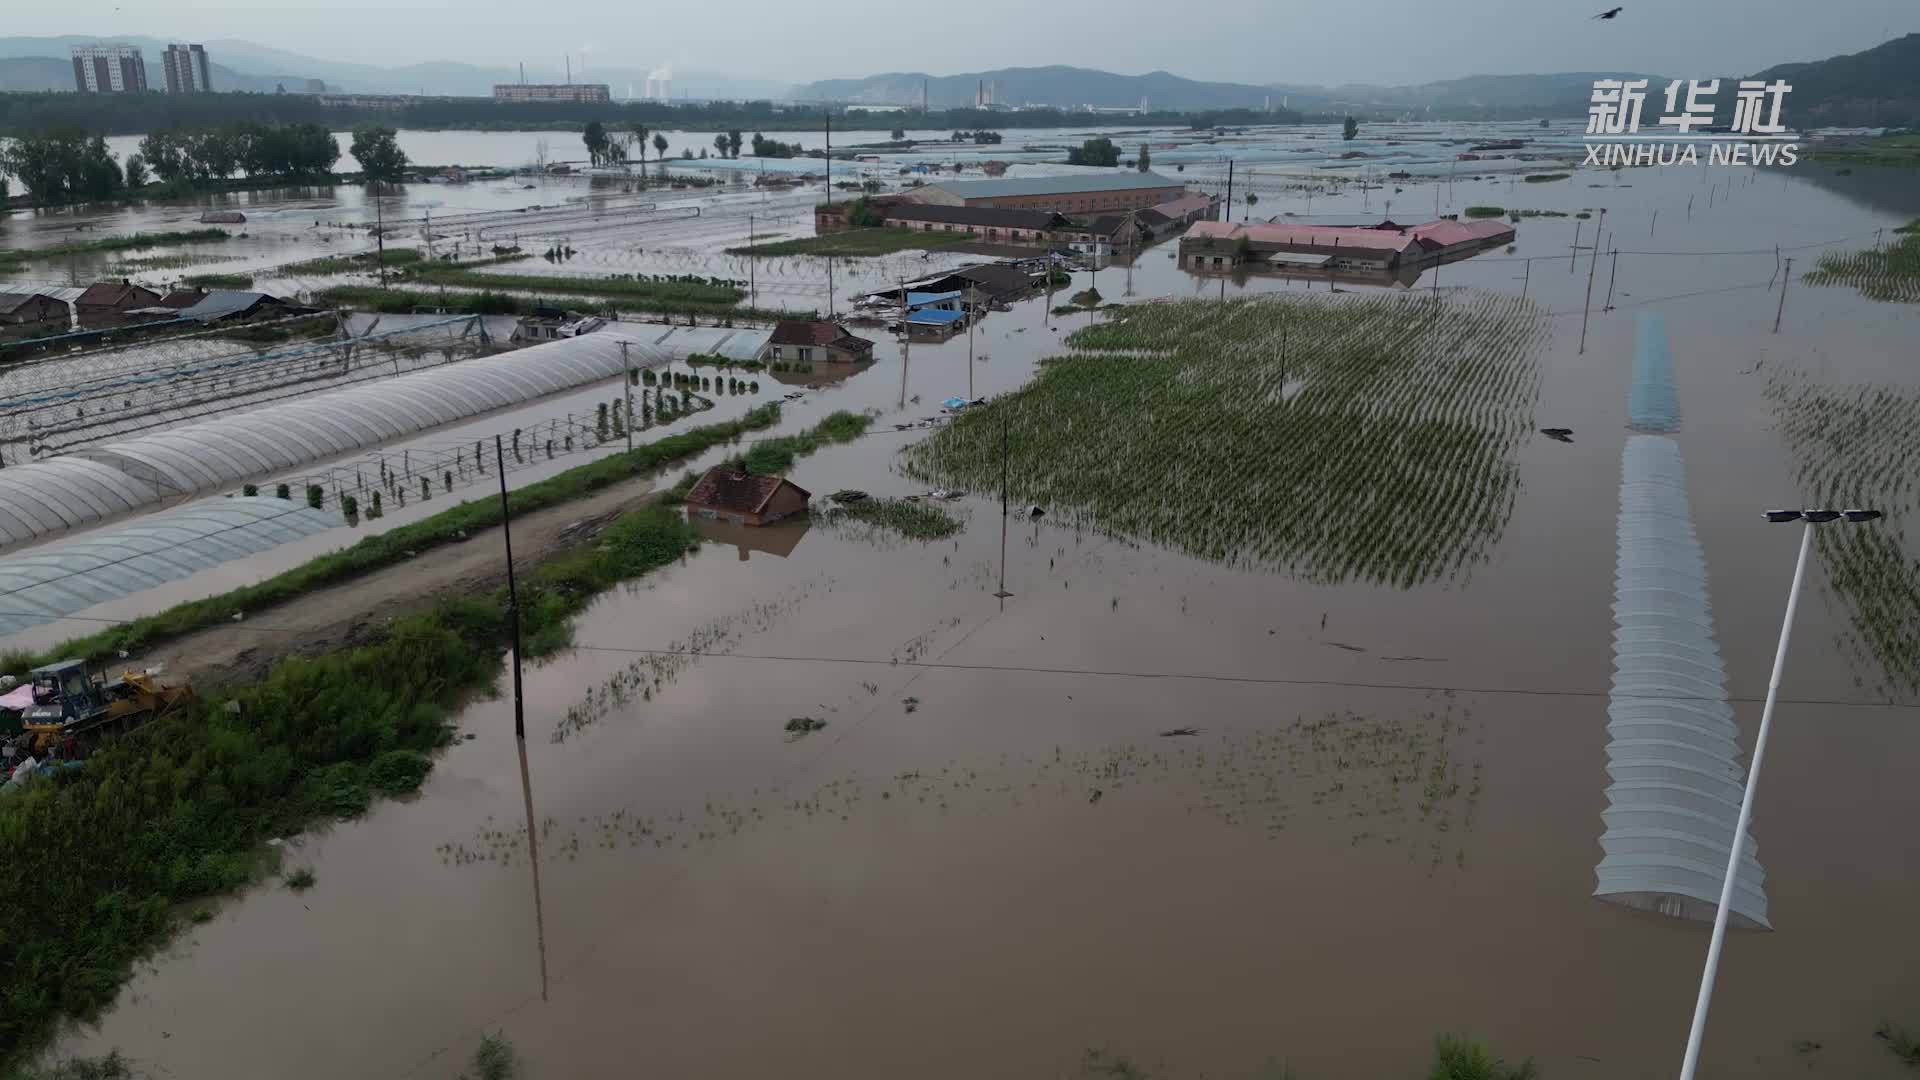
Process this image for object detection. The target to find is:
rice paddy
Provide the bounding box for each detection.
[902,293,1545,585]
[1767,374,1920,697]
[1803,229,1920,303]
[813,496,964,541]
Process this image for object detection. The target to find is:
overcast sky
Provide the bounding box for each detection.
[12,0,1918,86]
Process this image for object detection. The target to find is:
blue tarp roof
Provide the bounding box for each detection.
[906,291,962,307]
[907,309,966,326]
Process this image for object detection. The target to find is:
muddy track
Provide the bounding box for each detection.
[144,478,660,688]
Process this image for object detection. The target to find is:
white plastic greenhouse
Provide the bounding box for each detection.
[1593,434,1770,929]
[0,498,339,638]
[0,331,674,547]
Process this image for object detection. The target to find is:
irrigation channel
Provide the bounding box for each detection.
[7,146,1919,1079]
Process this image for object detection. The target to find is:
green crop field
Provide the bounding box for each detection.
[1804,225,1920,303]
[1768,373,1920,697]
[903,293,1545,586]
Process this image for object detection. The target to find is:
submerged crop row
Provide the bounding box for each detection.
[1803,227,1920,303]
[903,293,1545,586]
[1767,374,1920,698]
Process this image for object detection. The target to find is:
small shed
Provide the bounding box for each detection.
[0,292,66,327]
[684,466,812,527]
[74,280,162,324]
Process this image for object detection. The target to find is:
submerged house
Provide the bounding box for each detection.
[1178,217,1514,274]
[766,320,876,364]
[74,280,162,325]
[684,465,812,527]
[0,292,66,328]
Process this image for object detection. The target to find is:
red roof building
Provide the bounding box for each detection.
[74,280,162,323]
[767,320,875,365]
[684,466,812,527]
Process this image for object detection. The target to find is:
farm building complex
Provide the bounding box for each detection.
[903,173,1187,214]
[1178,218,1516,273]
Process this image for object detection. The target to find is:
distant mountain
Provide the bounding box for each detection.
[795,66,1286,111]
[1267,72,1665,118]
[1751,32,1920,127]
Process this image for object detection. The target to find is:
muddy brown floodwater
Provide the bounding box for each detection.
[51,159,1920,1079]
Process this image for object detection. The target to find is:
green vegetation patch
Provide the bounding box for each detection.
[1767,374,1920,697]
[816,496,964,541]
[0,228,229,269]
[724,228,975,257]
[1463,206,1505,218]
[181,271,256,289]
[407,266,741,307]
[280,247,424,276]
[903,293,1544,586]
[1429,1034,1537,1079]
[1803,229,1920,302]
[1521,172,1570,183]
[1802,134,1920,168]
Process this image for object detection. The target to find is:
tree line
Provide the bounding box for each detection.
[137,121,340,188]
[0,89,1312,139]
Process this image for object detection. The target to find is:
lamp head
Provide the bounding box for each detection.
[1763,510,1802,523]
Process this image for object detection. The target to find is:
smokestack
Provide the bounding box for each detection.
[520,62,525,85]
[565,55,571,84]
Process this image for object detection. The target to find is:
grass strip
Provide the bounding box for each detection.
[0,408,872,1067]
[406,267,742,307]
[724,228,975,257]
[278,248,425,276]
[816,496,963,540]
[0,229,230,269]
[180,271,255,289]
[313,285,809,323]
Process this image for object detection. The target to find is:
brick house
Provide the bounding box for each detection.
[74,280,162,325]
[884,204,1080,248]
[766,320,876,365]
[684,466,812,527]
[0,292,66,328]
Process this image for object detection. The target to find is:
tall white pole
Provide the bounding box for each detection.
[1678,520,1814,1080]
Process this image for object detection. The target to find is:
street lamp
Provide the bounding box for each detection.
[1678,507,1883,1080]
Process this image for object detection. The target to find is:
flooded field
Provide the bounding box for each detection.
[15,130,1920,1078]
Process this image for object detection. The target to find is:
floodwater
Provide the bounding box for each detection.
[39,149,1920,1078]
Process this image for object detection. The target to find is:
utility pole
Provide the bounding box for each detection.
[966,284,977,400]
[423,206,433,259]
[1604,250,1620,311]
[1224,160,1234,224]
[1579,221,1602,353]
[494,434,526,741]
[1521,257,1531,301]
[374,188,387,287]
[1773,257,1791,334]
[748,213,757,308]
[1570,220,1581,273]
[620,340,634,452]
[995,407,1012,599]
[824,111,831,197]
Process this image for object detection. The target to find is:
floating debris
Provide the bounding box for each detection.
[785,717,829,735]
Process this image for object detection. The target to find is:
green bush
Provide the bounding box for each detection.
[368,749,433,794]
[1463,206,1505,218]
[1429,1035,1536,1080]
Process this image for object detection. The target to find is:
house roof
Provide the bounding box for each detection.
[1184,221,1420,255]
[922,172,1183,200]
[907,308,967,326]
[1408,218,1515,247]
[949,264,1034,297]
[906,290,962,307]
[159,288,208,309]
[75,281,158,308]
[885,204,1073,230]
[770,319,873,353]
[685,466,811,517]
[0,292,59,316]
[1147,193,1216,220]
[178,291,285,322]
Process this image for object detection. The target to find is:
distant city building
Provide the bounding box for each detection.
[161,44,212,94]
[303,79,328,94]
[70,45,148,94]
[493,83,611,104]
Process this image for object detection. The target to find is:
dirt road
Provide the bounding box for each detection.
[146,474,662,687]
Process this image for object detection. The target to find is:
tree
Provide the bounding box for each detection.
[0,130,123,204]
[652,133,668,173]
[726,130,743,159]
[1138,143,1151,172]
[1343,115,1359,141]
[0,176,8,207]
[350,125,409,184]
[631,123,649,170]
[583,120,609,167]
[138,131,189,185]
[890,127,906,140]
[1066,137,1119,167]
[123,154,149,188]
[713,133,729,159]
[1245,191,1259,205]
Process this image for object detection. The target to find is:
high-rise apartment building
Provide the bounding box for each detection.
[70,44,149,93]
[162,44,213,94]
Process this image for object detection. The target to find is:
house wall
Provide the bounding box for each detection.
[759,485,809,523]
[0,298,62,326]
[965,185,1184,214]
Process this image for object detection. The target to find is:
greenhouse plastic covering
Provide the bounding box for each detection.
[0,332,669,547]
[0,498,338,638]
[1628,311,1680,433]
[1593,434,1770,929]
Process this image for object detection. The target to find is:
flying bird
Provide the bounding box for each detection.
[1592,6,1624,17]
